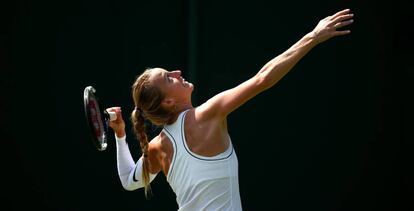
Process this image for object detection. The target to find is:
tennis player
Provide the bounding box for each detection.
[107,8,354,210]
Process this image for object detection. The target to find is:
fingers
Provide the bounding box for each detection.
[330,10,354,34]
[332,13,354,24]
[334,19,354,28]
[107,106,122,113]
[332,8,351,19]
[106,107,123,121]
[313,8,353,41]
[328,8,353,25]
[333,30,351,36]
[107,106,125,131]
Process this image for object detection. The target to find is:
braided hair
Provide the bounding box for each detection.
[130,68,176,198]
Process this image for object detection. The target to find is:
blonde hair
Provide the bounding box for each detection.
[130,68,175,198]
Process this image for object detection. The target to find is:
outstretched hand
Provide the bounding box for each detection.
[312,8,354,44]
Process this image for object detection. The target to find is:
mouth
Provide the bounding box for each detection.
[180,77,189,86]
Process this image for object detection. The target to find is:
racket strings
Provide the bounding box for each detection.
[88,98,106,142]
[84,86,108,151]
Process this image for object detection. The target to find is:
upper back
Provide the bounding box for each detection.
[155,107,231,176]
[183,108,231,157]
[161,109,242,210]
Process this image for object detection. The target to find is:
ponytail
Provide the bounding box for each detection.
[130,68,178,198]
[131,108,152,198]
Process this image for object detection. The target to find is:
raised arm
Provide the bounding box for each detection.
[199,9,354,118]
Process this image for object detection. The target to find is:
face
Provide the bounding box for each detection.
[148,68,194,105]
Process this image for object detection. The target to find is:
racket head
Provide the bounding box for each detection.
[83,86,109,151]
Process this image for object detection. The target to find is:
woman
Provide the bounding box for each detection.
[107,8,354,210]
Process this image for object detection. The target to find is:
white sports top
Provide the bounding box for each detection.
[163,110,243,211]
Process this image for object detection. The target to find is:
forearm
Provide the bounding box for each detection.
[116,135,137,189]
[257,32,318,89]
[116,135,157,191]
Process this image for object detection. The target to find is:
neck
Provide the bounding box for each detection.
[176,102,193,112]
[168,102,193,124]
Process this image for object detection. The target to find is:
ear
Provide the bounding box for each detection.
[162,97,175,108]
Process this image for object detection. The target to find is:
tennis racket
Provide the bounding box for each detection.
[83,86,117,151]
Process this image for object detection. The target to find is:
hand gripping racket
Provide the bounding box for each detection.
[83,86,117,151]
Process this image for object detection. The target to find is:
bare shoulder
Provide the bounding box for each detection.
[148,134,162,152]
[149,131,174,176]
[146,135,161,174]
[191,104,225,124]
[184,108,230,157]
[149,133,172,158]
[158,131,173,152]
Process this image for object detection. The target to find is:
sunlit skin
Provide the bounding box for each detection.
[108,8,354,178]
[145,68,232,175]
[148,68,194,116]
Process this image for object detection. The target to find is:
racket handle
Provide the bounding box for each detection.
[106,111,117,121]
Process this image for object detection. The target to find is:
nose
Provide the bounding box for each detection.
[170,70,182,78]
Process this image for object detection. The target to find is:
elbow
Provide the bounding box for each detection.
[121,182,136,191]
[119,177,136,191]
[119,176,145,191]
[123,186,135,191]
[120,181,131,190]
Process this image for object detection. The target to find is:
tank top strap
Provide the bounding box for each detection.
[162,109,190,178]
[163,109,189,138]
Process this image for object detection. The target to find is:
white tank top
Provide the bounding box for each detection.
[163,110,243,211]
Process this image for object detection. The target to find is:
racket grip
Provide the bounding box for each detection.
[107,111,117,121]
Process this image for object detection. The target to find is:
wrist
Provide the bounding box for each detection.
[115,130,126,138]
[308,31,320,45]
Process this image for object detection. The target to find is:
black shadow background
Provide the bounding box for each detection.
[1,0,412,210]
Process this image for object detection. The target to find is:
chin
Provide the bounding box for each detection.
[184,81,193,88]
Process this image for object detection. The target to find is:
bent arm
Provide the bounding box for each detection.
[116,135,157,191]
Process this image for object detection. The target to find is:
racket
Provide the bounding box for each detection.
[83,86,117,151]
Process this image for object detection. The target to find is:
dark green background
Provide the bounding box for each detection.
[2,0,412,210]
